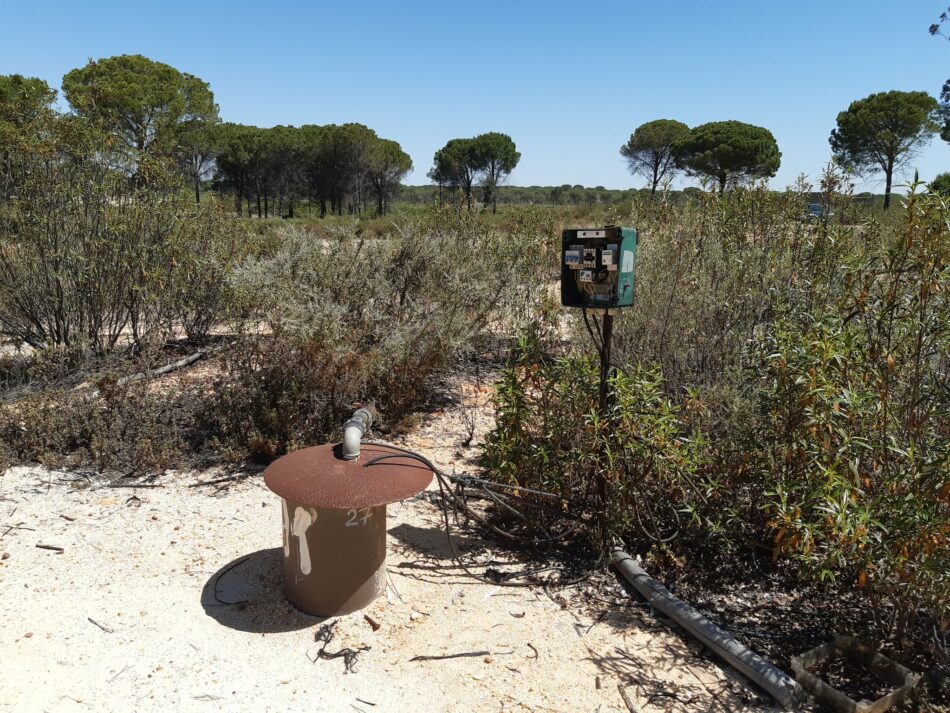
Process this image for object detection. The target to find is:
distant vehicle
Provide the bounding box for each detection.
[805,203,832,220]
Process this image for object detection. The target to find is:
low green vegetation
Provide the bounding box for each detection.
[200,208,550,461]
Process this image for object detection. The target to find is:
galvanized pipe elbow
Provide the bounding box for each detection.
[342,407,374,460]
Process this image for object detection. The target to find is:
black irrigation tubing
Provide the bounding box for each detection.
[479,485,588,524]
[210,556,251,606]
[364,452,580,545]
[361,441,592,587]
[437,467,592,588]
[477,481,534,523]
[473,483,581,545]
[365,452,585,527]
[363,452,562,500]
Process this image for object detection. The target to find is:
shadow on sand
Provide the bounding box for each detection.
[200,547,326,633]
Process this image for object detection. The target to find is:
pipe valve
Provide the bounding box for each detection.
[342,407,374,460]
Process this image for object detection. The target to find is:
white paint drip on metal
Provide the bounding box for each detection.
[281,499,291,557]
[291,506,317,578]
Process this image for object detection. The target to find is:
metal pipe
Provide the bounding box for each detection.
[342,407,374,460]
[611,548,807,711]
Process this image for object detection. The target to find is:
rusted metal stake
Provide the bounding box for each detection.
[596,311,615,544]
[598,312,614,413]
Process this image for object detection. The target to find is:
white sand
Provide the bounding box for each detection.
[0,374,776,713]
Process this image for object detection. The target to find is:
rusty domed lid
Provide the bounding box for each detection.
[264,443,434,509]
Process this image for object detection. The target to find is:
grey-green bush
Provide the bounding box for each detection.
[200,207,554,459]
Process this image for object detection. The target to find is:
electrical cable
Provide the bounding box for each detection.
[581,308,604,356]
[361,441,592,587]
[583,308,627,376]
[363,451,579,545]
[368,456,564,500]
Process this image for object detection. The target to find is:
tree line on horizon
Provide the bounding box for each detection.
[210,122,412,218]
[1,55,414,217]
[427,133,521,213]
[398,182,898,209]
[621,90,947,209]
[3,51,950,215]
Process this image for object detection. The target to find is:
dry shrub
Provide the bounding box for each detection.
[0,376,191,473]
[198,208,552,460]
[0,118,247,353]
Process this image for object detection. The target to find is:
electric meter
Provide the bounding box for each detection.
[560,226,637,308]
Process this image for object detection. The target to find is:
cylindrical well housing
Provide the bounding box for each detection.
[264,442,434,617]
[280,499,387,617]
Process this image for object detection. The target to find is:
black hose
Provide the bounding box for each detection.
[361,441,591,587]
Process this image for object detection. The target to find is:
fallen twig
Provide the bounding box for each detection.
[617,684,643,713]
[107,664,131,683]
[647,690,689,705]
[586,610,608,634]
[117,350,207,385]
[2,524,35,536]
[312,623,369,673]
[87,352,204,398]
[35,543,64,553]
[88,617,113,633]
[409,650,490,662]
[82,343,234,399]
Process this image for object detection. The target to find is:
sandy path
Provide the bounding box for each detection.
[0,372,777,713]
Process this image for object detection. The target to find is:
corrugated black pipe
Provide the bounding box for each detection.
[611,548,807,711]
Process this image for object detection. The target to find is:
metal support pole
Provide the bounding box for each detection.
[595,311,614,543]
[597,311,614,412]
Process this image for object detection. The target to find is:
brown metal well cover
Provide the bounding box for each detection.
[264,443,434,509]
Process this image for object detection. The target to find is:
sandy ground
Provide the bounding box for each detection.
[0,372,778,713]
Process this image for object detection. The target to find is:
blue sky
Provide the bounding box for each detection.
[2,1,948,191]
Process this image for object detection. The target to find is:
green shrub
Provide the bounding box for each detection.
[157,202,250,343]
[483,327,710,546]
[0,116,241,353]
[613,178,866,391]
[758,188,950,630]
[482,182,950,630]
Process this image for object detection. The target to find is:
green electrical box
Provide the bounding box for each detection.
[560,226,637,309]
